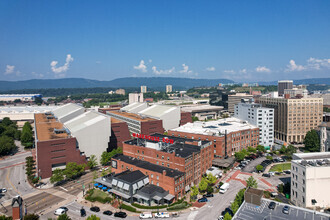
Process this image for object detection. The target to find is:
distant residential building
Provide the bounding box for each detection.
[317,122,330,152]
[144,98,153,103]
[235,102,274,148]
[166,85,172,93]
[141,86,147,93]
[108,90,114,94]
[278,80,293,96]
[227,93,253,113]
[284,88,308,98]
[259,96,323,143]
[0,94,42,102]
[129,93,144,104]
[310,93,330,106]
[115,89,125,95]
[291,152,330,209]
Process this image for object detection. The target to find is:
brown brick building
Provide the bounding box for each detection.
[112,154,185,198]
[169,118,259,158]
[180,111,192,126]
[119,133,213,191]
[109,117,131,150]
[34,113,87,178]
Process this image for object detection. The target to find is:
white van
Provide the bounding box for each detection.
[140,212,153,219]
[219,183,230,194]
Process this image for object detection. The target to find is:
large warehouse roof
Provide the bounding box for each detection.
[121,102,148,113]
[64,111,108,133]
[171,117,257,136]
[52,103,84,123]
[139,104,179,118]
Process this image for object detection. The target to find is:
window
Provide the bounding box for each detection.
[137,150,139,153]
[157,175,159,180]
[303,171,305,176]
[156,154,159,158]
[156,161,159,165]
[167,157,170,161]
[162,162,164,166]
[157,182,159,186]
[142,151,144,155]
[151,174,153,178]
[162,156,164,159]
[151,180,153,184]
[167,164,170,167]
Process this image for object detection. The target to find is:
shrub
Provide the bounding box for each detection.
[167,201,190,211]
[263,191,271,198]
[132,203,168,209]
[119,204,139,212]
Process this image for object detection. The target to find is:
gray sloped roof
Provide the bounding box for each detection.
[138,104,179,118]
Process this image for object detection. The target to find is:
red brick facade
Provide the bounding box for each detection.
[180,112,192,126]
[36,137,87,178]
[110,119,131,150]
[140,120,165,135]
[168,128,259,158]
[112,159,185,198]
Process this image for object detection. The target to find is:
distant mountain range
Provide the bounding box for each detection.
[0,77,234,92]
[0,77,330,92]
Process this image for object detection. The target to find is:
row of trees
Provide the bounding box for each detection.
[100,148,123,166]
[304,130,320,152]
[0,117,19,156]
[234,145,265,161]
[50,162,86,184]
[26,156,39,184]
[21,122,34,148]
[190,173,217,200]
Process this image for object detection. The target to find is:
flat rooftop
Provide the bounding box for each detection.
[233,198,330,220]
[292,152,330,168]
[110,117,123,124]
[0,105,57,113]
[170,117,257,136]
[124,133,210,158]
[34,113,70,141]
[180,105,223,112]
[108,110,156,122]
[113,154,184,178]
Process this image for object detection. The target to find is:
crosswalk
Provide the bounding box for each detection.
[243,200,267,214]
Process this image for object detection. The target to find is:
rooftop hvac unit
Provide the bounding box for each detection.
[301,160,308,166]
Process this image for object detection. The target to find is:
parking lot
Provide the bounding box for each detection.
[241,156,265,173]
[234,198,330,220]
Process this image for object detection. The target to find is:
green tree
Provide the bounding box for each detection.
[0,135,17,156]
[198,177,208,192]
[247,146,257,153]
[256,165,263,172]
[279,145,286,154]
[57,214,71,220]
[206,185,214,194]
[23,214,39,220]
[206,173,217,185]
[304,130,320,152]
[0,125,5,135]
[14,130,22,140]
[234,152,245,161]
[278,184,284,193]
[87,155,98,170]
[50,168,65,183]
[223,212,232,220]
[246,176,258,188]
[231,201,239,214]
[286,145,296,156]
[1,117,13,126]
[192,116,199,122]
[100,151,111,166]
[64,162,85,179]
[93,171,99,180]
[86,215,100,220]
[256,145,265,152]
[0,215,13,220]
[266,155,273,160]
[34,97,43,105]
[190,186,199,200]
[234,188,246,206]
[4,127,17,138]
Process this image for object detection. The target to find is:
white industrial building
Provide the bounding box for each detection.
[138,104,181,131]
[129,93,144,104]
[234,102,274,148]
[0,105,58,125]
[52,103,85,123]
[180,105,223,121]
[291,152,330,209]
[0,94,42,102]
[64,110,111,162]
[121,102,148,113]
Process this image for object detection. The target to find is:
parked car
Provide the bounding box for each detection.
[268,202,276,209]
[284,170,291,174]
[140,212,153,219]
[203,193,214,197]
[103,210,113,216]
[154,212,170,218]
[90,206,100,212]
[221,208,234,217]
[0,188,7,193]
[59,207,68,212]
[262,173,271,178]
[54,208,67,215]
[217,216,224,220]
[171,212,179,217]
[198,197,208,203]
[114,211,127,218]
[219,183,230,194]
[282,205,290,214]
[80,207,86,217]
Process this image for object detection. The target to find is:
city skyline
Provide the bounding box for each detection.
[1,0,330,82]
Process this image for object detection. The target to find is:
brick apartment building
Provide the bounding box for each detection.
[34,113,86,178]
[118,133,213,191]
[109,117,131,150]
[169,118,259,158]
[112,154,185,198]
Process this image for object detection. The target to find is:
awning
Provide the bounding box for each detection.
[98,184,103,188]
[137,180,144,188]
[143,178,149,184]
[134,193,150,201]
[94,183,99,187]
[102,187,107,190]
[111,188,131,199]
[117,181,124,188]
[107,189,111,192]
[153,195,162,201]
[164,194,175,201]
[132,183,138,191]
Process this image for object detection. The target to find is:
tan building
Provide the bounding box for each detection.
[227,93,253,113]
[115,89,125,95]
[166,85,172,93]
[141,86,147,93]
[291,152,330,209]
[259,97,323,143]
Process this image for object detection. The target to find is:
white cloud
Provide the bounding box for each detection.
[32,72,44,78]
[179,64,193,74]
[223,70,235,74]
[307,57,330,70]
[152,66,175,75]
[285,60,306,72]
[133,60,147,73]
[206,66,215,71]
[4,65,15,75]
[239,69,247,74]
[255,66,271,73]
[50,54,74,76]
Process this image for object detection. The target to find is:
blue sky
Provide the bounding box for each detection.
[0,0,330,82]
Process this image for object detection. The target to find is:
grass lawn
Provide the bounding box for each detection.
[269,163,291,172]
[90,189,108,199]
